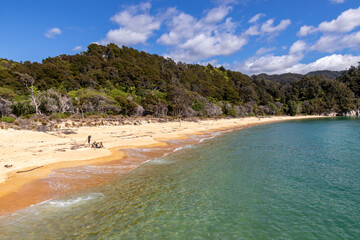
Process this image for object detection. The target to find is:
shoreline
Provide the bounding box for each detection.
[0,116,326,216]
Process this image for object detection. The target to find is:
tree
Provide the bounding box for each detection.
[18,73,42,115]
[288,100,298,116]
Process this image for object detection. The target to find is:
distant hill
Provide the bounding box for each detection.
[305,70,345,80]
[254,70,344,85]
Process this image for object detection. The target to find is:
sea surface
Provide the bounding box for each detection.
[0,117,359,239]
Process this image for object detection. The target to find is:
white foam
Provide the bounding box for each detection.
[147,158,173,165]
[199,136,215,143]
[45,193,105,208]
[173,144,194,152]
[199,132,224,143]
[0,193,106,225]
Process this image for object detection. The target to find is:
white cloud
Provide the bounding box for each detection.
[297,25,317,37]
[289,40,307,55]
[318,6,360,33]
[158,6,247,62]
[157,12,196,45]
[288,54,360,74]
[312,30,360,52]
[330,0,345,4]
[72,46,82,52]
[244,25,259,36]
[261,19,291,34]
[236,43,359,75]
[203,6,232,24]
[299,6,360,36]
[45,28,62,39]
[235,40,306,74]
[100,3,161,46]
[249,13,265,23]
[236,54,303,75]
[245,18,291,36]
[297,7,360,59]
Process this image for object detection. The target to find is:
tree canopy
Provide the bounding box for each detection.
[0,44,359,120]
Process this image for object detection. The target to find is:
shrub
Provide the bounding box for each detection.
[0,116,15,123]
[50,113,69,120]
[191,101,205,112]
[228,109,237,117]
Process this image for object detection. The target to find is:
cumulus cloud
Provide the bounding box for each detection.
[98,2,292,64]
[100,2,161,46]
[297,25,317,37]
[298,6,360,36]
[235,40,306,74]
[236,40,359,75]
[312,30,360,52]
[158,6,247,62]
[297,6,360,60]
[318,6,360,33]
[289,40,307,55]
[45,28,61,39]
[288,54,360,74]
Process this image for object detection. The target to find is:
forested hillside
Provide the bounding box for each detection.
[0,43,359,123]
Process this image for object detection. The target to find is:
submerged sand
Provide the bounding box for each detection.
[0,116,325,214]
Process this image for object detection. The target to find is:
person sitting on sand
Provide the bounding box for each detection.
[91,141,97,148]
[95,142,104,148]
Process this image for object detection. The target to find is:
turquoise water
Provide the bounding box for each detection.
[1,117,360,239]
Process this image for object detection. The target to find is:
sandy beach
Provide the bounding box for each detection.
[0,115,325,215]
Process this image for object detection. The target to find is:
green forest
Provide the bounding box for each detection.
[1,43,360,123]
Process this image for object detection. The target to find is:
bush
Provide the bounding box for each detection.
[227,109,237,117]
[1,116,15,123]
[11,101,35,116]
[191,101,205,112]
[50,112,70,120]
[21,114,34,119]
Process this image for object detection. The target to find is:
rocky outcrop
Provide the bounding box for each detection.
[345,110,360,116]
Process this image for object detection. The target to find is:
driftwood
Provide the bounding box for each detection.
[16,166,43,173]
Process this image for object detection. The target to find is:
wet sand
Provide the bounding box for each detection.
[0,116,326,216]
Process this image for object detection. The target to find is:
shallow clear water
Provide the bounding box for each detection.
[1,117,360,239]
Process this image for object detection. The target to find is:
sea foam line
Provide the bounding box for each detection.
[46,193,105,208]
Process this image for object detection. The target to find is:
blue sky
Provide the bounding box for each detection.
[0,0,359,75]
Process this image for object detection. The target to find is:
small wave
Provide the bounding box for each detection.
[45,193,105,208]
[198,131,225,143]
[47,180,71,191]
[146,158,173,165]
[173,145,194,152]
[199,136,215,143]
[0,193,105,225]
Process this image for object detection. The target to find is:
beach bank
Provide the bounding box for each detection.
[0,116,325,215]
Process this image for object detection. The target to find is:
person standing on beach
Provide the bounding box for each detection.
[87,135,91,146]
